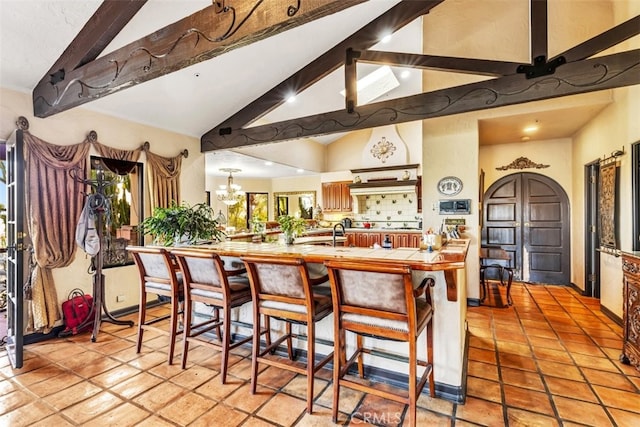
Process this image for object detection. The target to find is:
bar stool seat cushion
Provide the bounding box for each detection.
[260,294,332,319]
[145,272,183,293]
[342,299,432,334]
[190,276,251,303]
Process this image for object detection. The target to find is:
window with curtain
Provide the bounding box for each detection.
[90,156,144,267]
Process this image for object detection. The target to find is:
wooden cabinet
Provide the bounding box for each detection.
[345,231,421,248]
[622,252,640,372]
[409,233,422,248]
[388,233,408,248]
[322,181,351,212]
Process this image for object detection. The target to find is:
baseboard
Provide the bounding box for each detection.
[24,298,166,346]
[467,298,481,307]
[236,332,465,404]
[109,298,166,318]
[567,282,585,295]
[24,326,65,345]
[599,304,623,326]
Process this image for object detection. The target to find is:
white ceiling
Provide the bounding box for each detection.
[0,0,620,178]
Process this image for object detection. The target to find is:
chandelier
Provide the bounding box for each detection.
[216,168,245,206]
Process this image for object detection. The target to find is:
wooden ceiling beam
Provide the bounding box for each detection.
[37,0,147,89]
[356,50,522,76]
[32,0,364,118]
[201,0,444,150]
[553,15,640,63]
[529,0,548,62]
[202,49,640,150]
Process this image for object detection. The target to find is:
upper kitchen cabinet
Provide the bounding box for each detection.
[322,181,352,212]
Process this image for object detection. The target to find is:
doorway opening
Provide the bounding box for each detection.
[584,160,601,298]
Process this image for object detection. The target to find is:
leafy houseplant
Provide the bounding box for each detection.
[277,214,307,245]
[140,201,226,246]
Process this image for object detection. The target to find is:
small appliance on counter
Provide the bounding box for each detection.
[341,218,352,228]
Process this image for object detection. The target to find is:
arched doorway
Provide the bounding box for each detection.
[482,172,570,285]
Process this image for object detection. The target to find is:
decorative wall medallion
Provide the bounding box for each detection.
[437,176,463,196]
[496,156,550,171]
[370,137,396,163]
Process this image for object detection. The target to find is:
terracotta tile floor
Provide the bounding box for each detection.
[1,282,639,426]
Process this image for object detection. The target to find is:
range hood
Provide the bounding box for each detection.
[348,163,419,196]
[348,179,418,196]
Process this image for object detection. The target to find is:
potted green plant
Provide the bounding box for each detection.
[250,216,266,242]
[140,201,226,246]
[277,214,307,245]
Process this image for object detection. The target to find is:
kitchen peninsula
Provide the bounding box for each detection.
[182,239,470,402]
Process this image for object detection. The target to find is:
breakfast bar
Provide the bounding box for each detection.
[183,239,470,402]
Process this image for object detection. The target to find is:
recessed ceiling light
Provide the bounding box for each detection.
[523,125,539,133]
[296,169,304,173]
[264,161,273,166]
[380,33,392,43]
[400,70,410,79]
[521,136,530,142]
[286,95,296,103]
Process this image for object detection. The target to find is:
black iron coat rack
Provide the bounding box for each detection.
[68,164,134,342]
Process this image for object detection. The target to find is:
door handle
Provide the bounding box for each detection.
[524,222,530,227]
[514,222,520,227]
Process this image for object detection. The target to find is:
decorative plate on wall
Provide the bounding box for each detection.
[437,176,463,196]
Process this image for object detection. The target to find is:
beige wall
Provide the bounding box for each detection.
[235,138,326,173]
[325,121,423,172]
[480,138,573,196]
[1,87,204,314]
[569,0,640,318]
[571,85,639,317]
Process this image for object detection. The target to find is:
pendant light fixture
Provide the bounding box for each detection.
[216,168,245,206]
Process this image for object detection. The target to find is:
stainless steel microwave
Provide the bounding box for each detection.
[439,199,471,214]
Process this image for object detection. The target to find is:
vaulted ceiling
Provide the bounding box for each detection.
[1,0,638,177]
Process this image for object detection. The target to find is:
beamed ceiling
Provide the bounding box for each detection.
[20,1,640,164]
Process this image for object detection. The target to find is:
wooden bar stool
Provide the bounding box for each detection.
[324,260,435,427]
[242,255,334,414]
[127,246,183,365]
[171,249,253,384]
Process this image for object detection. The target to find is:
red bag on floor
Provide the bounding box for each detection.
[59,289,94,337]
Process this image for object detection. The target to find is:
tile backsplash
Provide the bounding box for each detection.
[353,193,420,228]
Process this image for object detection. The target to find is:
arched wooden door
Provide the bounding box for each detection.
[482,172,570,284]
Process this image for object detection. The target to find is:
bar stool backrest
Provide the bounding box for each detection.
[253,262,306,298]
[178,254,224,287]
[336,268,409,314]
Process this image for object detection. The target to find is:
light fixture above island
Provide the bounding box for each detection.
[216,168,245,206]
